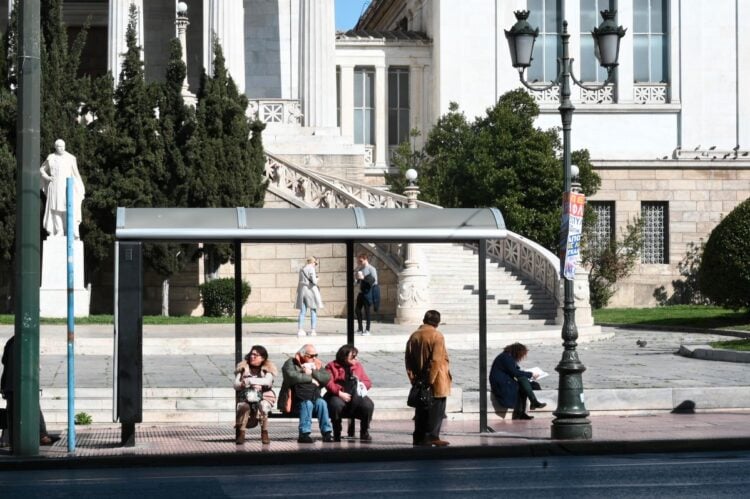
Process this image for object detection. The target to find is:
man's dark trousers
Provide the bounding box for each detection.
[413,397,446,444]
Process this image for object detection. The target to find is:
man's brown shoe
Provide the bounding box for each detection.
[40,435,54,446]
[429,438,450,447]
[261,430,270,445]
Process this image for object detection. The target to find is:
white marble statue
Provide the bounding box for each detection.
[40,139,85,238]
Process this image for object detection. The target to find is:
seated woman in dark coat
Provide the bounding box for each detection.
[489,342,546,420]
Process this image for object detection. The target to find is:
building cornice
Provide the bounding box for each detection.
[592,159,750,169]
[537,103,682,114]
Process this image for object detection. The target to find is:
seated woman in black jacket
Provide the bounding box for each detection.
[489,342,546,420]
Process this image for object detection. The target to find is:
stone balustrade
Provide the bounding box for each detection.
[264,153,571,324]
[248,99,303,125]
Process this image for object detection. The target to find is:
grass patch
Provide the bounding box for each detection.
[594,305,750,331]
[710,339,750,351]
[0,314,294,325]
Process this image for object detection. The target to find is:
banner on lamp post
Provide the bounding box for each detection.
[560,191,585,280]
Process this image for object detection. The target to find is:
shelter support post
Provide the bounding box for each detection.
[478,239,490,432]
[234,240,242,366]
[116,242,143,446]
[346,241,355,345]
[234,240,242,444]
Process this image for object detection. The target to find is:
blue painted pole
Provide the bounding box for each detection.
[66,178,76,452]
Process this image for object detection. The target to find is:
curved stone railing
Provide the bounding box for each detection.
[486,234,559,300]
[264,152,561,304]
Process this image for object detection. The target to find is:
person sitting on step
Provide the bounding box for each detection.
[489,342,547,420]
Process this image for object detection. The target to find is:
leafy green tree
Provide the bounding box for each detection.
[418,91,599,251]
[385,128,426,194]
[186,38,267,275]
[698,198,750,311]
[653,239,711,305]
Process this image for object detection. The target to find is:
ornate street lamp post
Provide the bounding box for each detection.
[505,10,625,440]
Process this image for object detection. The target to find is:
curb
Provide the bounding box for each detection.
[598,323,750,338]
[678,344,750,363]
[2,437,750,471]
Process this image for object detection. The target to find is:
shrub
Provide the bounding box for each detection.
[199,278,251,317]
[698,199,750,310]
[75,412,92,425]
[654,240,711,305]
[582,217,643,309]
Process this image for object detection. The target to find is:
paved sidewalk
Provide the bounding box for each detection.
[2,322,750,468]
[1,412,750,470]
[1,324,749,425]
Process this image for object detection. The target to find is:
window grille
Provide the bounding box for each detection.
[589,201,615,255]
[641,201,669,264]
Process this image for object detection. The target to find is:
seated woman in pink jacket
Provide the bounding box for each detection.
[324,344,374,442]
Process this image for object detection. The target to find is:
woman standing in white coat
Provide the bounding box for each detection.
[295,256,324,336]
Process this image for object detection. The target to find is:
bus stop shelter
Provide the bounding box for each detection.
[113,207,507,443]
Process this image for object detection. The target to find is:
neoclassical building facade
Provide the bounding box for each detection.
[5,1,749,311]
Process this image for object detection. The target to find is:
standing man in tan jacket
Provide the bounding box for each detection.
[405,310,452,447]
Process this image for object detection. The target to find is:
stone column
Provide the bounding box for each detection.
[409,64,424,150]
[204,0,246,94]
[395,180,431,324]
[108,0,144,82]
[614,1,634,103]
[298,0,337,128]
[339,64,355,140]
[374,64,387,168]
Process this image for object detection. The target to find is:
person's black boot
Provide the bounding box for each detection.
[512,412,534,420]
[529,400,547,410]
[332,419,342,442]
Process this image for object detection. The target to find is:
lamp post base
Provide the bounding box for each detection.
[551,418,592,440]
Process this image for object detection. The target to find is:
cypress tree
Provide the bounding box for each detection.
[108,5,167,314]
[111,5,164,210]
[187,39,267,274]
[148,38,196,315]
[0,66,15,311]
[80,72,119,278]
[40,0,89,161]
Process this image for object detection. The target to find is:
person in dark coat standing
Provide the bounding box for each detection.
[1,335,55,448]
[405,310,452,447]
[354,253,379,335]
[489,342,547,420]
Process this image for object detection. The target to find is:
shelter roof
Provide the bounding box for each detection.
[115,207,506,242]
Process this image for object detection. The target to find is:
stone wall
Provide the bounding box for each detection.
[590,161,750,307]
[208,242,398,320]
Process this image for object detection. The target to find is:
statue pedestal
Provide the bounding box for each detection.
[39,237,91,318]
